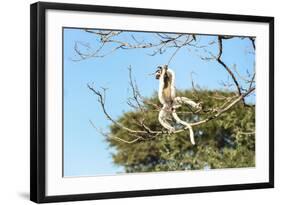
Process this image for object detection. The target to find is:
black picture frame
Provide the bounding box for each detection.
[30,1,274,203]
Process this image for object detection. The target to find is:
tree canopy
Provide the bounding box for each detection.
[107,90,255,173]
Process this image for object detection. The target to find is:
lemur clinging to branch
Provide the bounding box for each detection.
[155,65,201,145]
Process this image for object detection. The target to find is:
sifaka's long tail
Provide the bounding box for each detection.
[172,111,195,145]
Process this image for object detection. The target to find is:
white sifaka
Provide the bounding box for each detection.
[155,65,201,145]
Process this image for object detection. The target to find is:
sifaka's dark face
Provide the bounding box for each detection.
[155,66,163,80]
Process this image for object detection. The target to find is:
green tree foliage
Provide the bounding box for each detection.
[107,90,255,173]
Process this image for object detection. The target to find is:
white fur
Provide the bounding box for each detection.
[157,66,199,145]
[172,111,195,145]
[158,68,176,105]
[158,106,175,132]
[174,96,200,109]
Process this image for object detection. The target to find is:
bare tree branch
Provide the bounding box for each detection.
[189,87,255,128]
[89,120,143,144]
[216,36,246,105]
[127,65,144,111]
[88,80,255,143]
[248,37,256,50]
[74,31,200,61]
[78,31,256,143]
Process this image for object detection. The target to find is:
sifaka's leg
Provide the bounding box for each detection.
[174,96,201,109]
[172,110,195,145]
[158,107,175,133]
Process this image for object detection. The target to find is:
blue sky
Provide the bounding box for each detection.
[63,28,255,177]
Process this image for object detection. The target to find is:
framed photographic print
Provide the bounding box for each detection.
[30,2,274,203]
